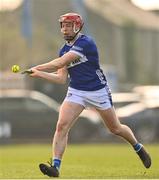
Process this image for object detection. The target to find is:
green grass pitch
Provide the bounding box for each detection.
[0,143,159,179]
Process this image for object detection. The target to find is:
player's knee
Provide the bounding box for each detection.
[110,127,121,135]
[56,121,69,134]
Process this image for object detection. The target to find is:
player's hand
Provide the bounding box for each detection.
[29,68,41,77]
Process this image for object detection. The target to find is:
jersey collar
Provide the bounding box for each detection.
[66,33,82,46]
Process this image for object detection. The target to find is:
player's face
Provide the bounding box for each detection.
[61,22,76,41]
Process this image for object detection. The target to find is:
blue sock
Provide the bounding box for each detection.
[133,143,143,152]
[52,158,61,170]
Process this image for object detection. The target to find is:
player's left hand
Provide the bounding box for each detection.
[29,68,41,77]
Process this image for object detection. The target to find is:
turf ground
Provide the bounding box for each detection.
[0,143,158,179]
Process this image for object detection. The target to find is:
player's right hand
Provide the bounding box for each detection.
[29,68,41,77]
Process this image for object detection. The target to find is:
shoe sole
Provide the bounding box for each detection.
[39,164,49,175]
[39,163,59,177]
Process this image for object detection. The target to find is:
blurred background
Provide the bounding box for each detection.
[0,0,159,144]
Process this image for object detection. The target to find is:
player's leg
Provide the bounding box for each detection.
[96,107,151,168]
[97,107,137,144]
[39,101,84,177]
[53,101,84,160]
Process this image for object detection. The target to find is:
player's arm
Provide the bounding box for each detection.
[33,52,80,72]
[31,66,68,84]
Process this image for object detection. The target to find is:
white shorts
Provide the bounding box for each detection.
[64,87,113,110]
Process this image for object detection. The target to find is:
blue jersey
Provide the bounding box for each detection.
[59,34,108,91]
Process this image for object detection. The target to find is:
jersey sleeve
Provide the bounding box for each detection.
[69,39,88,58]
[58,43,66,57]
